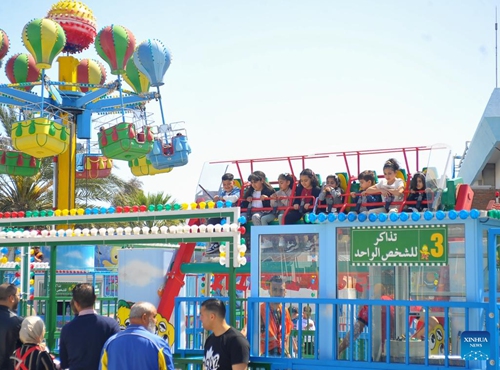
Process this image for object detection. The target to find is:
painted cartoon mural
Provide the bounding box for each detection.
[95,245,120,270]
[117,249,177,346]
[116,299,133,329]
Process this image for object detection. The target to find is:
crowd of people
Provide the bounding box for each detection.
[206,157,431,255]
[0,283,178,370]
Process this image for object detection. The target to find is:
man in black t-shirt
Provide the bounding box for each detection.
[200,298,250,370]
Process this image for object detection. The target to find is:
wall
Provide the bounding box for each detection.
[471,188,497,209]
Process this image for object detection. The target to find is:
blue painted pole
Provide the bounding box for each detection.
[157,86,166,125]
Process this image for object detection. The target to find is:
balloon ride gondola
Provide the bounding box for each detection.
[75,147,113,179]
[8,18,70,159]
[147,123,191,169]
[11,113,70,158]
[0,149,40,177]
[128,155,172,177]
[131,39,190,169]
[97,122,154,161]
[94,24,157,161]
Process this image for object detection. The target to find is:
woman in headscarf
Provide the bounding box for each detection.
[11,316,57,370]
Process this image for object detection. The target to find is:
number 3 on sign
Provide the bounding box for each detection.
[430,233,444,257]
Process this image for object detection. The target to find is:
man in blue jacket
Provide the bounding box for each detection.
[100,301,174,370]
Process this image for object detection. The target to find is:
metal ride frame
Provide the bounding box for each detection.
[0,207,242,351]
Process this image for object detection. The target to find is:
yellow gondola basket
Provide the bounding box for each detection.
[129,156,173,177]
[12,117,69,158]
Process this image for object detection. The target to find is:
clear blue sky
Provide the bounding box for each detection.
[1,0,498,202]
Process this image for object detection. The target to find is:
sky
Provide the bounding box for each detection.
[0,0,498,203]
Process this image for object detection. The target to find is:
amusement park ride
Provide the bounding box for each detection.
[0,0,197,357]
[0,1,191,193]
[2,2,500,370]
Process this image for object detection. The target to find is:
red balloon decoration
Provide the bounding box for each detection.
[47,1,97,54]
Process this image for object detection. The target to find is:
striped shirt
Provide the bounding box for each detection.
[11,344,57,370]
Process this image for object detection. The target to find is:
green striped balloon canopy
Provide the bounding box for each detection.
[22,18,66,69]
[5,53,41,92]
[95,25,135,75]
[123,57,150,94]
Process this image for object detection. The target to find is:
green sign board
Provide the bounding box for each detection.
[53,282,100,297]
[350,225,448,266]
[55,282,78,297]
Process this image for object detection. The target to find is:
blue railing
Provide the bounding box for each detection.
[175,295,489,368]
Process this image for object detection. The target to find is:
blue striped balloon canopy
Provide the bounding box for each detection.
[133,39,171,87]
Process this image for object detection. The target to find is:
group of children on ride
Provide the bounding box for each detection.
[206,158,430,255]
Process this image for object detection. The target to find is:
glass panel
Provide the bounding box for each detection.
[259,232,319,357]
[338,224,466,363]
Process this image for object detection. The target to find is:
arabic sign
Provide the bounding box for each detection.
[350,225,448,266]
[54,282,78,297]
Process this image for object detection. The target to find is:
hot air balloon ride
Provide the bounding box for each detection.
[95,25,154,161]
[74,59,112,177]
[11,18,70,158]
[133,39,191,169]
[128,156,172,177]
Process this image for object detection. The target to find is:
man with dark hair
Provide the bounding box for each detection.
[60,283,120,370]
[100,302,174,370]
[260,276,293,357]
[0,283,23,370]
[200,298,249,370]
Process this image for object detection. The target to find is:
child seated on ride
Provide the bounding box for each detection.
[240,172,276,223]
[254,172,294,227]
[239,172,275,250]
[364,158,405,213]
[350,170,382,213]
[282,169,321,253]
[284,168,321,224]
[161,140,172,155]
[318,174,343,213]
[403,172,428,212]
[206,173,241,255]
